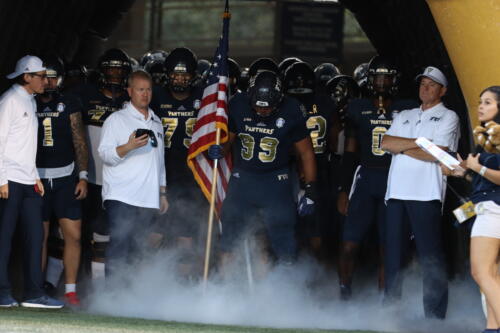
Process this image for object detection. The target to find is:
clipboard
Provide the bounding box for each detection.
[415,137,465,171]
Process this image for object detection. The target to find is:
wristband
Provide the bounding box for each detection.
[479,166,487,177]
[79,171,88,181]
[160,192,167,197]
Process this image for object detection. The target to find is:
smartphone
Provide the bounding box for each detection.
[135,128,149,138]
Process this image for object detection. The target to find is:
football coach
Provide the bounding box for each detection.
[380,66,460,318]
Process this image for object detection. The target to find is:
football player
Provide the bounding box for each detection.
[36,55,89,305]
[314,63,341,96]
[277,57,301,79]
[283,61,340,261]
[144,59,167,87]
[208,70,317,272]
[150,47,206,278]
[247,57,279,80]
[353,62,370,98]
[71,48,131,282]
[336,56,418,300]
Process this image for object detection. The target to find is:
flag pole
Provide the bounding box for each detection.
[203,127,222,287]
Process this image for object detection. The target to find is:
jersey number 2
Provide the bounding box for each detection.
[306,116,327,154]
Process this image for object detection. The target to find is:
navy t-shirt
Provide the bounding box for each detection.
[471,152,500,204]
[36,93,82,168]
[229,92,309,173]
[345,98,418,168]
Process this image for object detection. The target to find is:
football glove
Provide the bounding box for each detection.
[207,144,224,160]
[298,182,318,217]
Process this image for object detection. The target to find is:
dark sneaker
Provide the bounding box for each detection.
[64,292,80,306]
[340,284,352,301]
[21,295,64,309]
[0,295,19,308]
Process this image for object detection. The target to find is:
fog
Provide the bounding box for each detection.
[87,244,484,333]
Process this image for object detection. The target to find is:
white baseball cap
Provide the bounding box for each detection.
[415,66,448,87]
[6,55,46,79]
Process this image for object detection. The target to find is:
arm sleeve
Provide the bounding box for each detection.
[431,111,460,150]
[0,101,11,185]
[98,116,125,166]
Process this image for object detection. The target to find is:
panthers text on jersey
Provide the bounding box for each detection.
[344,98,419,168]
[228,92,309,173]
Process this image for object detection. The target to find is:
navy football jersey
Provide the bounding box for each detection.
[72,83,129,185]
[345,98,418,168]
[301,94,336,156]
[150,86,203,151]
[36,93,82,169]
[229,92,309,173]
[74,84,130,127]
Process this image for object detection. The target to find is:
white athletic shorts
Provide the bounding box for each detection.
[471,201,500,239]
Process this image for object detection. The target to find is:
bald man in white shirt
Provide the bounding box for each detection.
[98,70,167,278]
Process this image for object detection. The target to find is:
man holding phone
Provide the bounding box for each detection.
[98,70,167,279]
[0,55,64,308]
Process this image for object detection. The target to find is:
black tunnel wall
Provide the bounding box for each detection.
[0,0,136,94]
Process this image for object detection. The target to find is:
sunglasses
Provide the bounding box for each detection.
[31,73,48,79]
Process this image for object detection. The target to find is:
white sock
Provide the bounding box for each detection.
[91,262,106,280]
[65,283,76,294]
[45,257,64,287]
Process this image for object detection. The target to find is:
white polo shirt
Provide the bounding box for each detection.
[0,84,39,186]
[385,102,460,202]
[98,102,166,209]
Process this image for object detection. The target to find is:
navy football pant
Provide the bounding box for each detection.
[384,199,448,318]
[104,200,157,277]
[343,167,388,244]
[0,181,44,299]
[220,168,297,262]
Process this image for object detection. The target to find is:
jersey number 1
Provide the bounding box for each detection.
[42,117,54,147]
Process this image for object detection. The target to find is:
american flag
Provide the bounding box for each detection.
[187,0,232,215]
